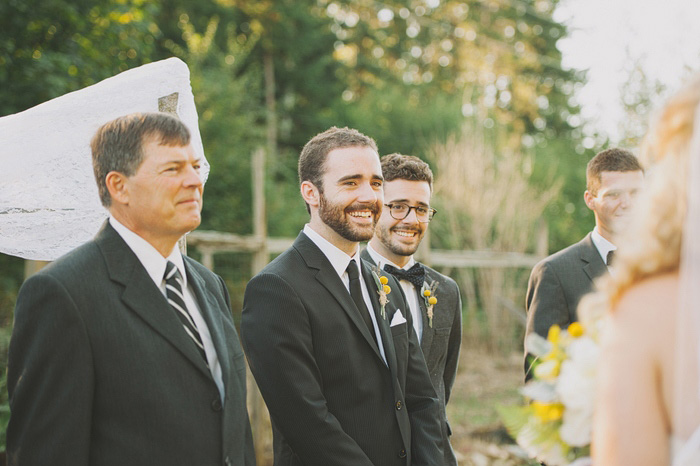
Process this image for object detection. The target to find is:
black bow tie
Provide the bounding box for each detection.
[384,263,425,289]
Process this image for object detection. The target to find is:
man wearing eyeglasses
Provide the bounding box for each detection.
[362,153,462,466]
[241,130,443,466]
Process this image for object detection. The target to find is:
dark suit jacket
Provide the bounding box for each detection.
[524,232,608,377]
[361,249,462,466]
[241,232,443,466]
[6,222,255,466]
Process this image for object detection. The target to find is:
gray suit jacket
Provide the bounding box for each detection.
[241,232,443,466]
[361,249,462,466]
[7,222,255,466]
[524,232,608,377]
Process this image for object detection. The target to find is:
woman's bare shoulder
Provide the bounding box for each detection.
[609,272,679,359]
[615,272,679,321]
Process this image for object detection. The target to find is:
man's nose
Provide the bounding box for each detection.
[619,192,634,208]
[357,182,380,202]
[184,164,203,187]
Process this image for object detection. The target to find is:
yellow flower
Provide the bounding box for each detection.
[428,297,437,305]
[383,285,391,294]
[532,401,564,422]
[423,290,431,297]
[568,322,584,338]
[543,348,564,362]
[379,275,389,285]
[534,359,560,380]
[547,325,561,345]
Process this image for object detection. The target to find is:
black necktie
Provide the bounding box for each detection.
[346,260,378,345]
[384,262,425,289]
[606,250,615,266]
[164,261,208,366]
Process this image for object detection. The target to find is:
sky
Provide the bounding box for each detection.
[553,0,700,143]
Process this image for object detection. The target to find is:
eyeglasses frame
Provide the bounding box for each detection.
[384,203,437,223]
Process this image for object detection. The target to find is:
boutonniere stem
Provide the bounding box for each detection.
[371,264,391,319]
[421,280,439,327]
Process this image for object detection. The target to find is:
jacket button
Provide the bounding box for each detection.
[395,400,402,410]
[398,448,407,458]
[211,397,223,412]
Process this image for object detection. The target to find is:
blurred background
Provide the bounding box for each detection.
[1,0,698,463]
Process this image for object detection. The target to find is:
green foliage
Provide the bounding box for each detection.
[173,15,267,234]
[0,0,161,116]
[0,0,597,450]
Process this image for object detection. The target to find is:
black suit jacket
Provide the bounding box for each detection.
[361,249,462,466]
[241,232,443,466]
[524,232,608,376]
[6,222,255,466]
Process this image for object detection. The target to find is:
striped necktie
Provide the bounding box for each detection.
[164,261,208,366]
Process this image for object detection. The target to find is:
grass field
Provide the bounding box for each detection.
[447,346,540,465]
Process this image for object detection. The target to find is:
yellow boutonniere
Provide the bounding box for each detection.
[421,280,439,327]
[371,264,391,319]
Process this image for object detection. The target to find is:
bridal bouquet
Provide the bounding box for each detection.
[499,316,603,465]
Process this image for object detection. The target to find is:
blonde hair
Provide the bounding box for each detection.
[587,75,700,314]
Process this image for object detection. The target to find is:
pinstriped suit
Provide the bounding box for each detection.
[7,222,255,466]
[241,232,443,466]
[362,249,462,466]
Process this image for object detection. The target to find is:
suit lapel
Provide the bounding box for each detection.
[361,260,395,370]
[416,276,433,350]
[294,234,384,362]
[362,248,431,349]
[97,222,212,379]
[185,260,231,384]
[580,233,608,282]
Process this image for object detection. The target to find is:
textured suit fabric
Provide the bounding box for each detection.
[524,232,608,377]
[241,232,443,466]
[6,222,255,466]
[362,249,462,466]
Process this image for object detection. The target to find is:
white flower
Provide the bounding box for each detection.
[525,332,552,358]
[516,427,569,466]
[521,379,557,402]
[556,336,600,447]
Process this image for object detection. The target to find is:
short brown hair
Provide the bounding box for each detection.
[298,126,378,212]
[586,148,644,196]
[381,153,433,189]
[91,112,190,207]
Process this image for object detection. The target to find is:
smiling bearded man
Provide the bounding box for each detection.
[241,127,444,466]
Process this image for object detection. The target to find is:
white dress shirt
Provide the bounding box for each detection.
[109,217,225,400]
[365,243,423,340]
[591,227,616,270]
[303,225,387,364]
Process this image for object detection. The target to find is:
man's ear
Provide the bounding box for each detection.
[301,180,320,208]
[583,190,595,210]
[105,171,129,205]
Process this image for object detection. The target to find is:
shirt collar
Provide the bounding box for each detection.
[591,227,616,265]
[109,216,186,288]
[365,243,416,271]
[303,224,359,279]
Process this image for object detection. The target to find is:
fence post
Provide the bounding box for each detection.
[249,146,273,465]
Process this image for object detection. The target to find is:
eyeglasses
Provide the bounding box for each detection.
[384,203,437,223]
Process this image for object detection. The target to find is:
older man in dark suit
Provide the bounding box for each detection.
[241,127,443,466]
[362,153,462,466]
[524,148,644,378]
[7,113,255,466]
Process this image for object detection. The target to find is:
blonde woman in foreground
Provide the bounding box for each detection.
[584,75,700,466]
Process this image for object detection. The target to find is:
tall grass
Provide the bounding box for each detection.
[428,125,560,352]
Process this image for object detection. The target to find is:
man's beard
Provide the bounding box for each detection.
[319,193,380,242]
[374,223,423,257]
